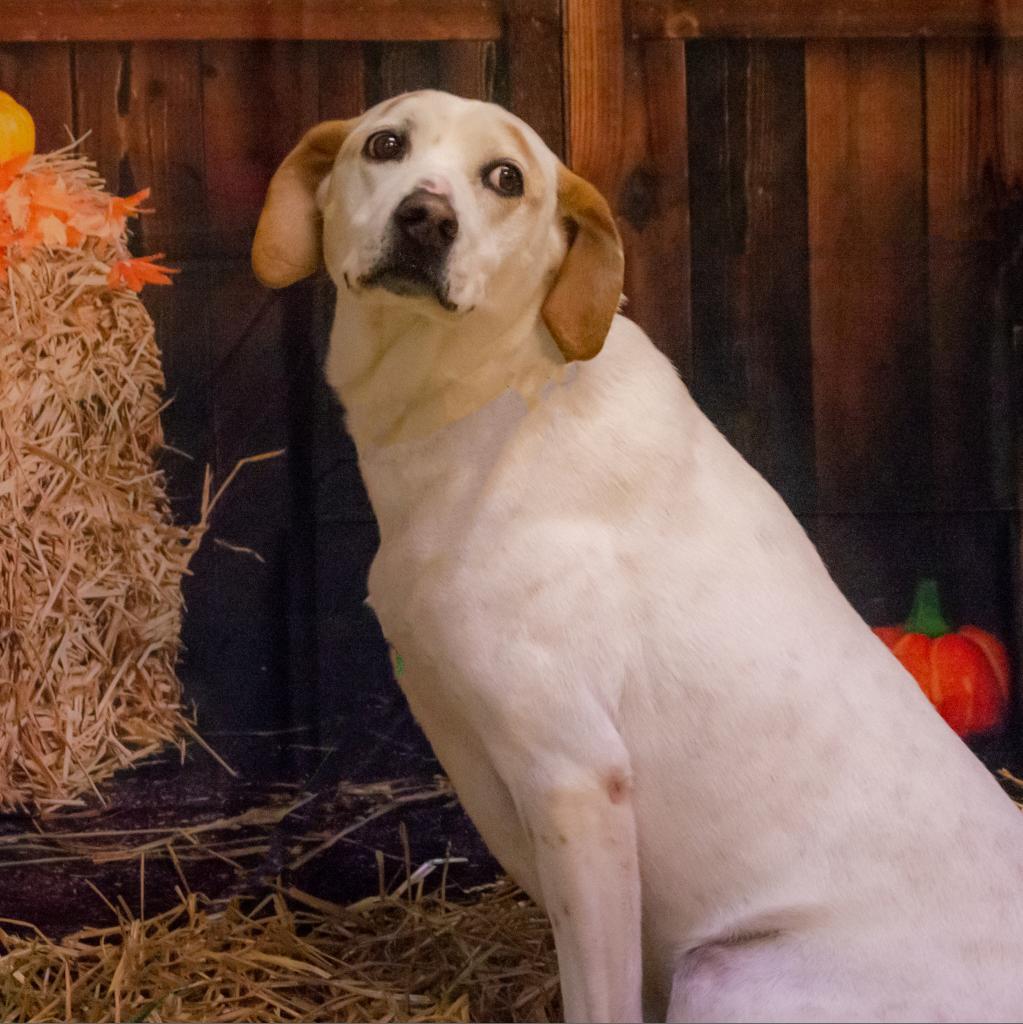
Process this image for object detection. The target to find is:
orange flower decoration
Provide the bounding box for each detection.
[107,254,179,292]
[0,129,175,292]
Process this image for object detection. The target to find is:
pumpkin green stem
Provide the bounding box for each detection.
[905,578,952,638]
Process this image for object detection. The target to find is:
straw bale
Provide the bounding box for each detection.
[0,149,203,811]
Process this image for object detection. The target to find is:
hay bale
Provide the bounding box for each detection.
[0,148,202,811]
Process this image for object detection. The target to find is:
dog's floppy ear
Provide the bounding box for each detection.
[541,164,624,362]
[252,118,357,288]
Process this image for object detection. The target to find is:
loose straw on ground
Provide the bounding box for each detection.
[0,875,560,1023]
[0,775,559,1022]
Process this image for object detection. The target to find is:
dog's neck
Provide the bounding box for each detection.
[325,286,567,450]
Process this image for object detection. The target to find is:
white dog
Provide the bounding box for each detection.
[253,90,1023,1022]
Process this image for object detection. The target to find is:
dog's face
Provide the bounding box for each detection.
[323,91,558,318]
[253,90,624,361]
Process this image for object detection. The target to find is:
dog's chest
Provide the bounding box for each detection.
[357,388,647,689]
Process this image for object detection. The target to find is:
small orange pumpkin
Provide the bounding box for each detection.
[874,579,1010,738]
[0,91,35,163]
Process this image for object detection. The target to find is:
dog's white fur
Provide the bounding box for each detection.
[254,90,1023,1022]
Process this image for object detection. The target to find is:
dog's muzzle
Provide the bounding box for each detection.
[360,188,459,310]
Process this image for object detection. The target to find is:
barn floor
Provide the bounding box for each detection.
[2,715,1022,942]
[0,713,499,939]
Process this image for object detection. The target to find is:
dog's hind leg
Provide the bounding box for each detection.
[665,932,855,1024]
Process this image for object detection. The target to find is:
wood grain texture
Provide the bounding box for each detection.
[686,40,815,512]
[317,42,366,120]
[72,43,129,194]
[438,40,497,100]
[0,0,502,43]
[806,40,930,514]
[615,38,692,377]
[505,0,564,156]
[201,41,319,260]
[204,262,299,725]
[369,41,441,100]
[0,43,73,151]
[123,44,207,257]
[564,0,626,197]
[926,39,1023,513]
[633,0,1023,40]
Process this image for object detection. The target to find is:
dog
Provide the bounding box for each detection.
[253,90,1023,1022]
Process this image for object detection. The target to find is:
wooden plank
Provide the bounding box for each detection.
[437,40,496,100]
[0,1,502,43]
[369,41,440,100]
[564,0,625,198]
[633,0,1023,40]
[200,46,322,712]
[505,0,564,156]
[201,261,300,723]
[806,40,930,515]
[318,41,366,120]
[686,40,815,512]
[925,39,1023,513]
[201,41,319,260]
[72,43,128,194]
[1000,42,1023,716]
[616,38,692,378]
[122,43,207,257]
[0,44,73,151]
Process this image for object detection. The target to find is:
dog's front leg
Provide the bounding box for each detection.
[500,739,643,1023]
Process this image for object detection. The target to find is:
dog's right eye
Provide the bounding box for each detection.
[364,130,406,162]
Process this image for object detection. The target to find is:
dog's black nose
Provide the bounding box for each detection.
[393,189,458,253]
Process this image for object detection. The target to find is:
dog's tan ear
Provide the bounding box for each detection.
[541,165,624,362]
[252,118,357,288]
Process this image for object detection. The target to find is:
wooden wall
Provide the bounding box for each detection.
[593,8,1023,732]
[2,0,1022,744]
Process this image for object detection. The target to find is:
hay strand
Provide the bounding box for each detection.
[0,875,559,1023]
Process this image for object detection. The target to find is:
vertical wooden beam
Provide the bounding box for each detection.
[125,44,207,257]
[317,41,366,120]
[925,39,1023,712]
[563,4,692,388]
[438,40,497,100]
[201,41,319,259]
[201,41,321,730]
[564,0,625,196]
[72,43,128,193]
[369,41,440,101]
[996,40,1023,719]
[505,0,563,156]
[686,40,814,511]
[616,38,692,377]
[806,40,930,516]
[925,39,1021,514]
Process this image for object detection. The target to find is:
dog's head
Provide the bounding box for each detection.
[252,90,623,361]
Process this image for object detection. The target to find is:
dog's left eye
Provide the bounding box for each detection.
[483,161,524,197]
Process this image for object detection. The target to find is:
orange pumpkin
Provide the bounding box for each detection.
[0,91,35,163]
[874,579,1010,738]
